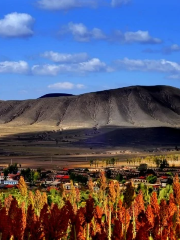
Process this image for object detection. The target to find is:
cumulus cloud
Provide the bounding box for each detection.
[111,0,131,7]
[42,51,89,63]
[143,44,180,55]
[114,30,162,44]
[60,23,161,44]
[163,44,180,54]
[114,58,180,79]
[37,0,131,10]
[0,61,29,74]
[37,0,97,11]
[32,58,110,76]
[48,82,85,89]
[60,22,106,42]
[0,12,34,38]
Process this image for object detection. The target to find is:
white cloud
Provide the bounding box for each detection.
[78,58,108,72]
[32,58,109,75]
[0,12,34,38]
[42,51,89,63]
[163,44,180,54]
[60,22,106,42]
[0,61,29,74]
[37,0,97,11]
[114,30,162,44]
[48,82,85,89]
[114,58,180,78]
[60,23,161,44]
[170,44,180,51]
[32,64,61,76]
[111,0,130,7]
[168,74,180,80]
[37,0,131,10]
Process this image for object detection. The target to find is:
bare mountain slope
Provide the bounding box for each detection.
[0,85,180,128]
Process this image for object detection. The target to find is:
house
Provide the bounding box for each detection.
[55,175,70,183]
[63,182,79,190]
[132,176,147,183]
[63,183,71,190]
[159,176,169,187]
[0,172,20,181]
[49,180,61,187]
[0,180,18,185]
[88,168,105,172]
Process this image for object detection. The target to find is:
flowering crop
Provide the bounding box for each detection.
[1,174,180,239]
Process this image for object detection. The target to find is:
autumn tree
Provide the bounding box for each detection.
[18,176,27,197]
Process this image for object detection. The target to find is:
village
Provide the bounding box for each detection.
[0,159,179,192]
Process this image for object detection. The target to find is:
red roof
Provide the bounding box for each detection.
[63,168,69,171]
[62,175,70,179]
[55,175,70,180]
[55,175,64,179]
[5,185,17,188]
[139,176,146,179]
[161,176,168,179]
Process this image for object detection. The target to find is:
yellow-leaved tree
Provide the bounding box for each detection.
[18,176,27,197]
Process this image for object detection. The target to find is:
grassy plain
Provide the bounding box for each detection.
[0,125,180,169]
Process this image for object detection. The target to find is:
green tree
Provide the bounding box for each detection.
[146,175,157,184]
[21,168,34,182]
[33,171,40,181]
[89,159,93,167]
[116,174,123,182]
[8,163,18,174]
[110,158,115,166]
[158,184,173,201]
[160,159,169,169]
[154,157,162,168]
[3,168,9,180]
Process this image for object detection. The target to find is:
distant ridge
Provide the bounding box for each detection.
[0,85,180,128]
[39,93,74,98]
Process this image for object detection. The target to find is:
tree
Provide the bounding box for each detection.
[70,173,88,184]
[146,175,157,184]
[154,157,162,168]
[116,174,123,182]
[106,170,111,179]
[89,160,93,167]
[160,159,169,169]
[33,171,40,181]
[138,164,148,171]
[18,176,27,197]
[8,163,18,174]
[3,168,9,180]
[110,158,115,166]
[3,163,19,176]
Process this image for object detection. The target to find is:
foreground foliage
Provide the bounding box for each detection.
[1,175,180,239]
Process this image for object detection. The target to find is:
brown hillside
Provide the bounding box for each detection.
[0,85,180,128]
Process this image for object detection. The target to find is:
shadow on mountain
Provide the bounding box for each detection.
[78,127,180,150]
[0,127,180,151]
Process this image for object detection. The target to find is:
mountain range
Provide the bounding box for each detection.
[0,85,180,128]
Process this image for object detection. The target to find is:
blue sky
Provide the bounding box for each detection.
[0,0,180,100]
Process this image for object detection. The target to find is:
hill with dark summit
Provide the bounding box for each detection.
[39,93,74,98]
[0,85,180,128]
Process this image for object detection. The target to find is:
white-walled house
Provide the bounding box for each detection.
[63,183,71,190]
[0,180,18,185]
